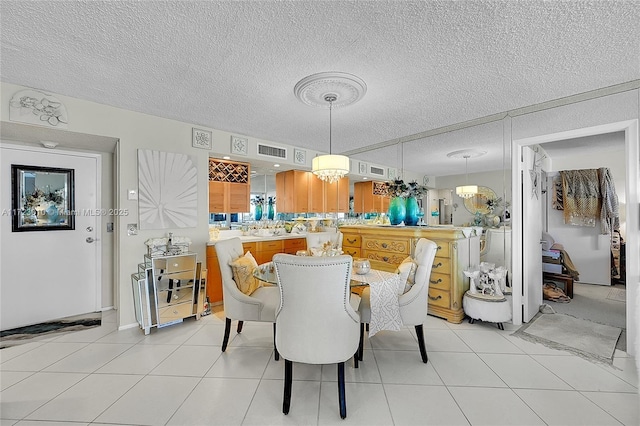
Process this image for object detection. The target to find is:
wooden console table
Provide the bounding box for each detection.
[340,225,480,323]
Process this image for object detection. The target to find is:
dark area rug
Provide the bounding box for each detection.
[1,312,102,349]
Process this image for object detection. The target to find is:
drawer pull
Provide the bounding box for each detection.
[382,256,389,262]
[382,243,388,249]
[347,238,357,244]
[173,263,179,267]
[430,278,442,284]
[432,262,443,269]
[437,245,442,250]
[428,295,442,301]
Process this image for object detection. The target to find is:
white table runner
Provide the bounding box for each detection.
[352,269,404,337]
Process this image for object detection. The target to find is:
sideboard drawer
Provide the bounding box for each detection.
[432,241,450,258]
[429,272,450,291]
[343,247,361,258]
[363,250,407,266]
[431,257,451,274]
[362,237,410,254]
[428,288,450,309]
[343,234,362,247]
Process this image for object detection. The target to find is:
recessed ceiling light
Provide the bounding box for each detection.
[223,156,230,160]
[273,164,280,167]
[251,170,257,174]
[362,177,368,180]
[41,141,59,149]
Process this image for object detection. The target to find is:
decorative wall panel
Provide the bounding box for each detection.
[138,149,198,229]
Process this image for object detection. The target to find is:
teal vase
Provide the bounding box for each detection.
[254,204,263,220]
[46,203,59,223]
[267,201,274,220]
[404,196,419,226]
[388,196,406,225]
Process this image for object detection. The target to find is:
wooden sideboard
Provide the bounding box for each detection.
[340,225,480,323]
[205,237,307,304]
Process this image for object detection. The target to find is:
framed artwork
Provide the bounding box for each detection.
[192,128,212,150]
[230,135,248,156]
[138,149,198,229]
[11,164,75,231]
[9,89,68,128]
[358,162,367,174]
[294,148,306,165]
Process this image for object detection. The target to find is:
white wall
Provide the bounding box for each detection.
[546,136,626,285]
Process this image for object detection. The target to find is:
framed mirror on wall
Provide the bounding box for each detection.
[11,164,75,231]
[463,185,498,215]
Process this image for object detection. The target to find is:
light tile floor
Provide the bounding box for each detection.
[1,309,638,425]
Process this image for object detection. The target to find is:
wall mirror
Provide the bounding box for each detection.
[11,164,75,231]
[463,186,498,214]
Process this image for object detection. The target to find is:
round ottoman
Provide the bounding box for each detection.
[462,291,512,330]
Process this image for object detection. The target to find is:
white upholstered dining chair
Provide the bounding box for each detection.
[272,254,360,419]
[214,237,280,359]
[357,238,438,363]
[305,231,343,254]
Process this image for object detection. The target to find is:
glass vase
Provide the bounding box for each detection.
[267,202,274,220]
[254,204,263,221]
[404,196,419,226]
[387,196,406,226]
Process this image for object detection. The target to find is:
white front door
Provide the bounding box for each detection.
[520,146,544,322]
[1,144,100,330]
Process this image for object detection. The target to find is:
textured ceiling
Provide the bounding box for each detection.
[1,1,639,176]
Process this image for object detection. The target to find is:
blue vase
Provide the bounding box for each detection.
[404,196,419,226]
[254,204,263,221]
[387,196,406,225]
[267,202,274,220]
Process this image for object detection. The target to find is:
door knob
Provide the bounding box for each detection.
[86,237,95,243]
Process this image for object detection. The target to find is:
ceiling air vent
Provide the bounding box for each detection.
[369,166,385,176]
[257,143,287,159]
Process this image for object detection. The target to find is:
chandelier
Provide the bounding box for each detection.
[447,149,486,199]
[294,72,367,184]
[312,95,350,183]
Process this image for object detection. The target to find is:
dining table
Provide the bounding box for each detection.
[253,261,404,337]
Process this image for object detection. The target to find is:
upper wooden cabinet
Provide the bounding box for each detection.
[276,170,309,213]
[276,170,349,213]
[323,175,349,213]
[208,158,250,212]
[353,180,390,214]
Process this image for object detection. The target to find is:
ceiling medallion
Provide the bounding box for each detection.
[294,72,367,108]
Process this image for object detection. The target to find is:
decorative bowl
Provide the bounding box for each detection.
[353,258,371,275]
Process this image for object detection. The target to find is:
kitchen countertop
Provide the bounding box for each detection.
[207,230,308,245]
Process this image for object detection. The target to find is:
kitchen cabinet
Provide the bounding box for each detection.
[209,158,250,212]
[208,182,250,213]
[353,180,390,214]
[276,170,309,213]
[276,170,349,213]
[206,237,306,304]
[340,225,480,323]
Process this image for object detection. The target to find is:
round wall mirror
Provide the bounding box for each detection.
[463,186,497,214]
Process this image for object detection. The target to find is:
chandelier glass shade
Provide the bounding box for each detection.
[311,94,349,183]
[456,184,479,199]
[447,149,485,199]
[312,154,350,183]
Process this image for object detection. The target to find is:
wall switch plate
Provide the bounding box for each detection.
[127,189,138,200]
[107,222,114,232]
[127,223,138,236]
